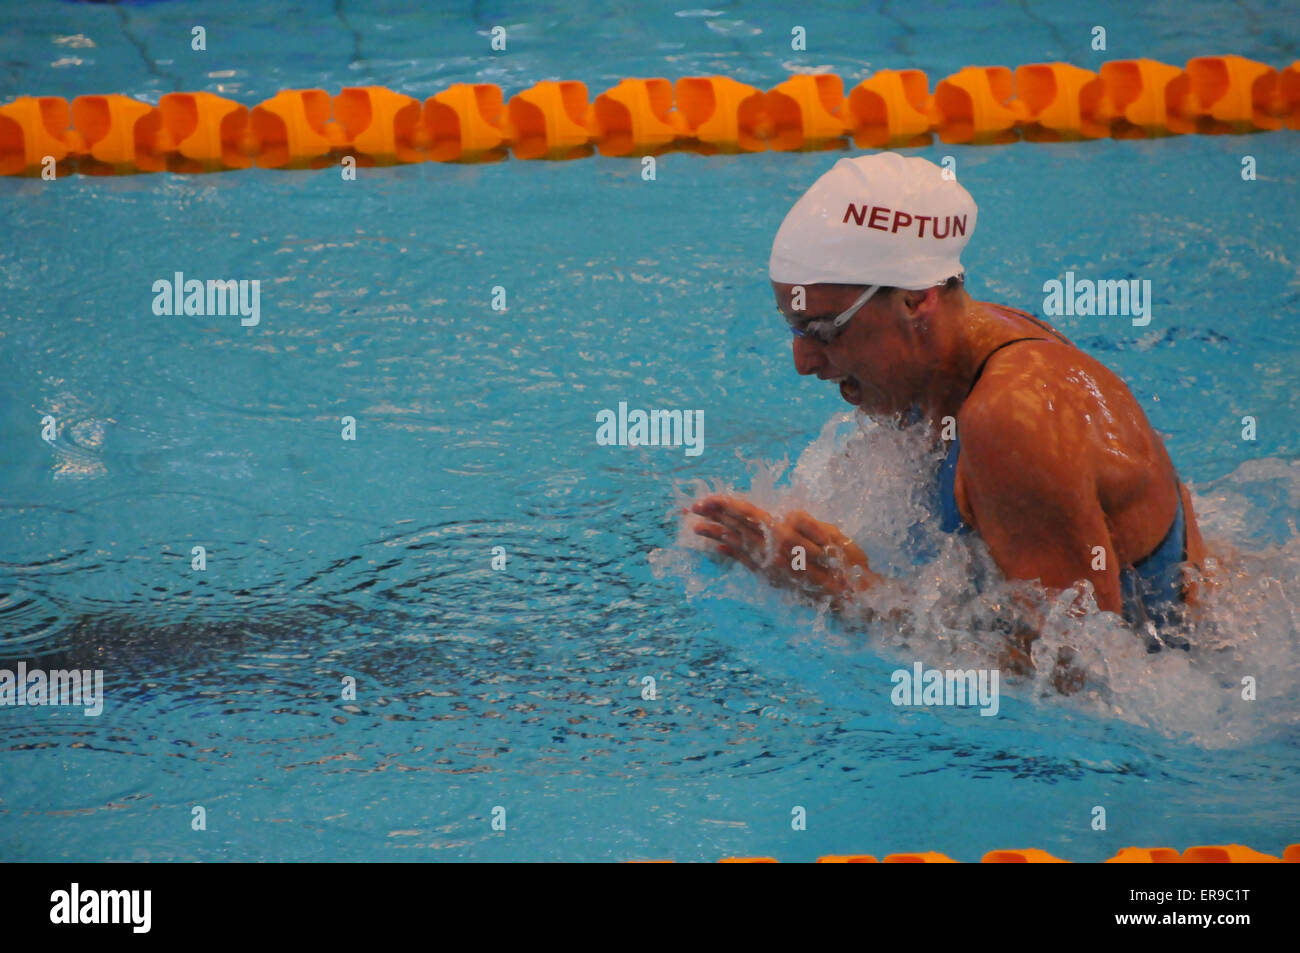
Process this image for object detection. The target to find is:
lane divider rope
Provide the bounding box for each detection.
[1,55,1296,176]
[641,843,1300,862]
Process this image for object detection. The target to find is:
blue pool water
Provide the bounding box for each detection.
[1,0,1298,862]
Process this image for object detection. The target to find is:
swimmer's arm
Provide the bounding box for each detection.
[689,496,887,613]
[956,404,1123,617]
[956,404,1125,693]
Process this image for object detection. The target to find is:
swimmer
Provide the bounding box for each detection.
[690,153,1208,680]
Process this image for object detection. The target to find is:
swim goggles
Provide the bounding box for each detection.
[784,285,881,345]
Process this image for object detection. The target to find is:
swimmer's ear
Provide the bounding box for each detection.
[899,286,940,319]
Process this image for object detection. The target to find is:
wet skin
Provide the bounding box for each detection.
[689,282,1207,666]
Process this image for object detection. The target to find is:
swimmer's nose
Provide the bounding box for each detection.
[792,335,825,376]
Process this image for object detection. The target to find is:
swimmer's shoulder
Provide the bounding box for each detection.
[956,323,1180,527]
[960,319,1139,438]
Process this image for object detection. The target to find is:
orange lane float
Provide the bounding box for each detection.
[1167,55,1284,133]
[1087,58,1187,137]
[506,80,592,160]
[982,848,1071,863]
[883,851,959,863]
[2,55,1296,176]
[815,854,879,863]
[931,66,1021,144]
[674,75,766,152]
[590,77,690,156]
[72,93,165,173]
[1283,61,1300,129]
[424,83,510,161]
[844,68,934,148]
[249,88,347,168]
[763,73,849,150]
[0,95,76,174]
[1104,847,1184,863]
[156,91,251,171]
[332,85,423,164]
[1181,844,1282,863]
[1014,62,1106,140]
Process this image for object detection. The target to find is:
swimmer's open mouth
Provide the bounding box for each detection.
[818,373,862,406]
[838,377,862,406]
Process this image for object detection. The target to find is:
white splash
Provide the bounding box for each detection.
[651,411,1300,746]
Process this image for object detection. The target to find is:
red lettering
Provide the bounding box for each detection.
[842,203,868,226]
[933,216,951,239]
[952,214,967,237]
[915,215,931,237]
[867,206,890,231]
[891,211,913,234]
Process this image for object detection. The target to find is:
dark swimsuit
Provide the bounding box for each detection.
[934,309,1189,647]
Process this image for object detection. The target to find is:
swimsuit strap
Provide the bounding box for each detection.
[939,336,1051,533]
[960,303,1073,401]
[987,303,1075,347]
[964,336,1054,398]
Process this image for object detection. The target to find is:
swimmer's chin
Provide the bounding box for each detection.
[837,378,888,418]
[831,375,896,419]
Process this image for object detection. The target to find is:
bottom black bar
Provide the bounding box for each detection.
[2,861,1289,940]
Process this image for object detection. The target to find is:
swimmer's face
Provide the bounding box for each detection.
[773,281,922,418]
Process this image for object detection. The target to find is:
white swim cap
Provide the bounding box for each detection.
[769,152,977,289]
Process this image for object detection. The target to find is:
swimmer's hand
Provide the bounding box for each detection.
[688,495,880,608]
